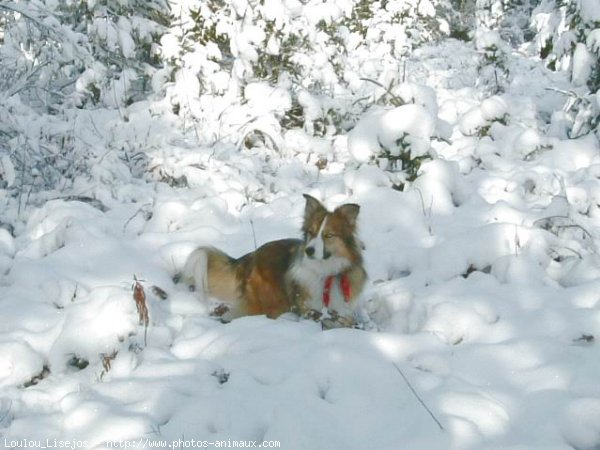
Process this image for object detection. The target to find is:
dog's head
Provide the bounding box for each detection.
[301,194,362,269]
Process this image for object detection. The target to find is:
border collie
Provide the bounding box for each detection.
[183,195,366,325]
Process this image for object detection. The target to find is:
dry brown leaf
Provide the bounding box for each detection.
[100,350,118,380]
[133,279,149,327]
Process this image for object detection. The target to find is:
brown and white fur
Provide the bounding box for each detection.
[182,194,366,323]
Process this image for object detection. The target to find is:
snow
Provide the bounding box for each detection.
[563,398,600,450]
[588,29,600,54]
[459,96,508,136]
[474,29,505,51]
[348,104,437,163]
[0,341,44,389]
[0,155,15,188]
[580,0,600,23]
[244,83,292,116]
[2,5,600,450]
[572,43,593,87]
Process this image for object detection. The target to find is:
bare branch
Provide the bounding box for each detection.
[392,362,445,432]
[360,77,404,106]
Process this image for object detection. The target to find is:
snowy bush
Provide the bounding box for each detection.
[349,103,438,183]
[56,0,169,107]
[475,0,539,44]
[0,0,168,108]
[475,29,511,94]
[345,81,450,186]
[533,0,600,139]
[459,95,509,136]
[0,0,169,201]
[161,0,456,148]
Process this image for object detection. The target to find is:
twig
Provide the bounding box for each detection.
[352,95,371,106]
[549,246,583,260]
[414,188,433,235]
[360,77,403,106]
[123,202,152,232]
[392,362,445,432]
[534,215,593,240]
[0,3,55,31]
[557,223,594,240]
[544,87,577,98]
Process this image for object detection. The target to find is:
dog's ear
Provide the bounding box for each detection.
[303,194,326,218]
[335,203,360,228]
[302,194,327,236]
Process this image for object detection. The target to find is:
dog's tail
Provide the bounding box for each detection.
[182,247,210,298]
[182,247,240,306]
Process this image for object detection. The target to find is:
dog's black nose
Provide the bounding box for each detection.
[305,246,315,257]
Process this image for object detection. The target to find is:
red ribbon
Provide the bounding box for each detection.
[323,274,352,307]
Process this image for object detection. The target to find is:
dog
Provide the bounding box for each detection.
[182,194,367,325]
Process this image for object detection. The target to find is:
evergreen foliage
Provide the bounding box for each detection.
[533,0,599,138]
[0,0,597,200]
[0,0,169,195]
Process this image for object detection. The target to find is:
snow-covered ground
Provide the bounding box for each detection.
[2,39,600,450]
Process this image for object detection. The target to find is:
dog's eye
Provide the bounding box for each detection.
[323,233,336,239]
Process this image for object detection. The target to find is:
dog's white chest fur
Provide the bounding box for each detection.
[290,256,352,312]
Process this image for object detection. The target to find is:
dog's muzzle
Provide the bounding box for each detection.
[305,246,331,259]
